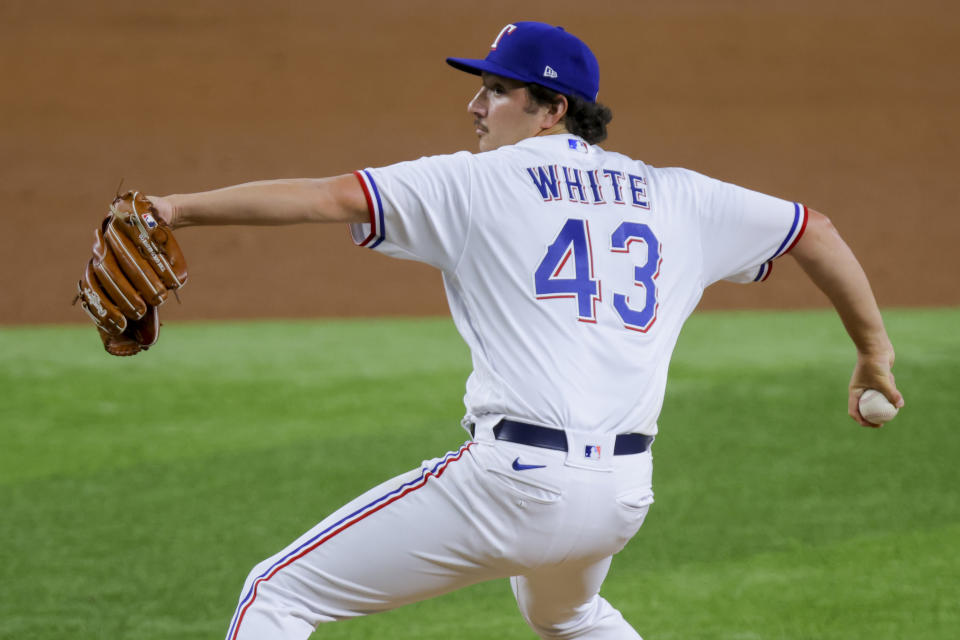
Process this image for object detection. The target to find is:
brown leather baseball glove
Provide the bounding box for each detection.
[75,191,188,356]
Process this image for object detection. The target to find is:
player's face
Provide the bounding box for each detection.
[468,73,550,151]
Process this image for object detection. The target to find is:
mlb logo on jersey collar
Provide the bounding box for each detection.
[568,138,589,153]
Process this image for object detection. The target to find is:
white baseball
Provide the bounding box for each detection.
[858,389,899,424]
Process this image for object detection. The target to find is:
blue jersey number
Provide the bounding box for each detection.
[534,219,661,332]
[610,221,661,332]
[533,219,601,322]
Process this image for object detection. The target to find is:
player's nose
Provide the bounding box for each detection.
[467,88,486,116]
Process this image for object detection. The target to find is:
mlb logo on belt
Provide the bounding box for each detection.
[584,445,602,459]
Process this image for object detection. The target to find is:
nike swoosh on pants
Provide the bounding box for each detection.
[512,457,547,471]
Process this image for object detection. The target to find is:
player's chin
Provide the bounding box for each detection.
[479,135,509,152]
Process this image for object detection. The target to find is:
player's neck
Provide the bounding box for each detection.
[534,124,570,139]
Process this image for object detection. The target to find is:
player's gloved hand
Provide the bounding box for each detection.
[848,348,904,427]
[146,194,179,228]
[74,191,188,356]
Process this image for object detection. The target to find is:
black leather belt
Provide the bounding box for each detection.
[488,419,653,455]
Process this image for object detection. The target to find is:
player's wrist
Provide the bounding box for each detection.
[852,330,894,361]
[855,341,894,365]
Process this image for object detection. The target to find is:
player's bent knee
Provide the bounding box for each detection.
[518,595,640,640]
[238,557,275,596]
[519,605,592,639]
[230,562,320,639]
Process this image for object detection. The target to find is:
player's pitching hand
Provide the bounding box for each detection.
[848,349,904,427]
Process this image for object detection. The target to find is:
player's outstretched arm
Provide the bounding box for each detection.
[149,175,369,229]
[789,209,905,427]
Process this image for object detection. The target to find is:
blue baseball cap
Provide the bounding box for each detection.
[446,21,600,103]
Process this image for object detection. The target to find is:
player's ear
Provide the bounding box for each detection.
[541,95,568,129]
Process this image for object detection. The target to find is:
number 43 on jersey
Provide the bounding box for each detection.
[534,218,662,333]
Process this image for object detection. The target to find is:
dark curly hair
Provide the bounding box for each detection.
[525,83,613,144]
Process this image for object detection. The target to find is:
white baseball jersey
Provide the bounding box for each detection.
[229,134,809,640]
[350,134,807,436]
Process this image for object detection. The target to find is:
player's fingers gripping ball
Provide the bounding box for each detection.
[75,190,188,356]
[858,389,900,425]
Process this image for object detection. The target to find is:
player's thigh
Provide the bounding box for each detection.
[235,444,506,619]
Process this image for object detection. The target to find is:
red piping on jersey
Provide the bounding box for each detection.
[353,170,377,247]
[783,204,809,255]
[760,262,773,282]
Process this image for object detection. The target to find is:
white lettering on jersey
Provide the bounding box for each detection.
[603,169,626,204]
[526,165,648,209]
[587,170,605,204]
[628,174,650,209]
[526,165,562,201]
[562,167,589,203]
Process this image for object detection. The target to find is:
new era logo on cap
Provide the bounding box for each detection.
[543,65,558,79]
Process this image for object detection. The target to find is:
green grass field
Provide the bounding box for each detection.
[1,308,958,639]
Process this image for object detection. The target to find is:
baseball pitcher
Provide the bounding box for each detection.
[77,21,904,639]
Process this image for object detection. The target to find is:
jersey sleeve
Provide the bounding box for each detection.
[349,152,474,272]
[722,261,774,284]
[686,171,808,286]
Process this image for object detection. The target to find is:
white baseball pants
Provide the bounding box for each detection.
[225,423,654,639]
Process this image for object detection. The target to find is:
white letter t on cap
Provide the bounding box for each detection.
[491,24,517,49]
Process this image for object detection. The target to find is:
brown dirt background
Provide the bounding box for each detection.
[2,0,958,326]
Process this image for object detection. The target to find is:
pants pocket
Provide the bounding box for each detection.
[615,487,654,511]
[484,468,563,505]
